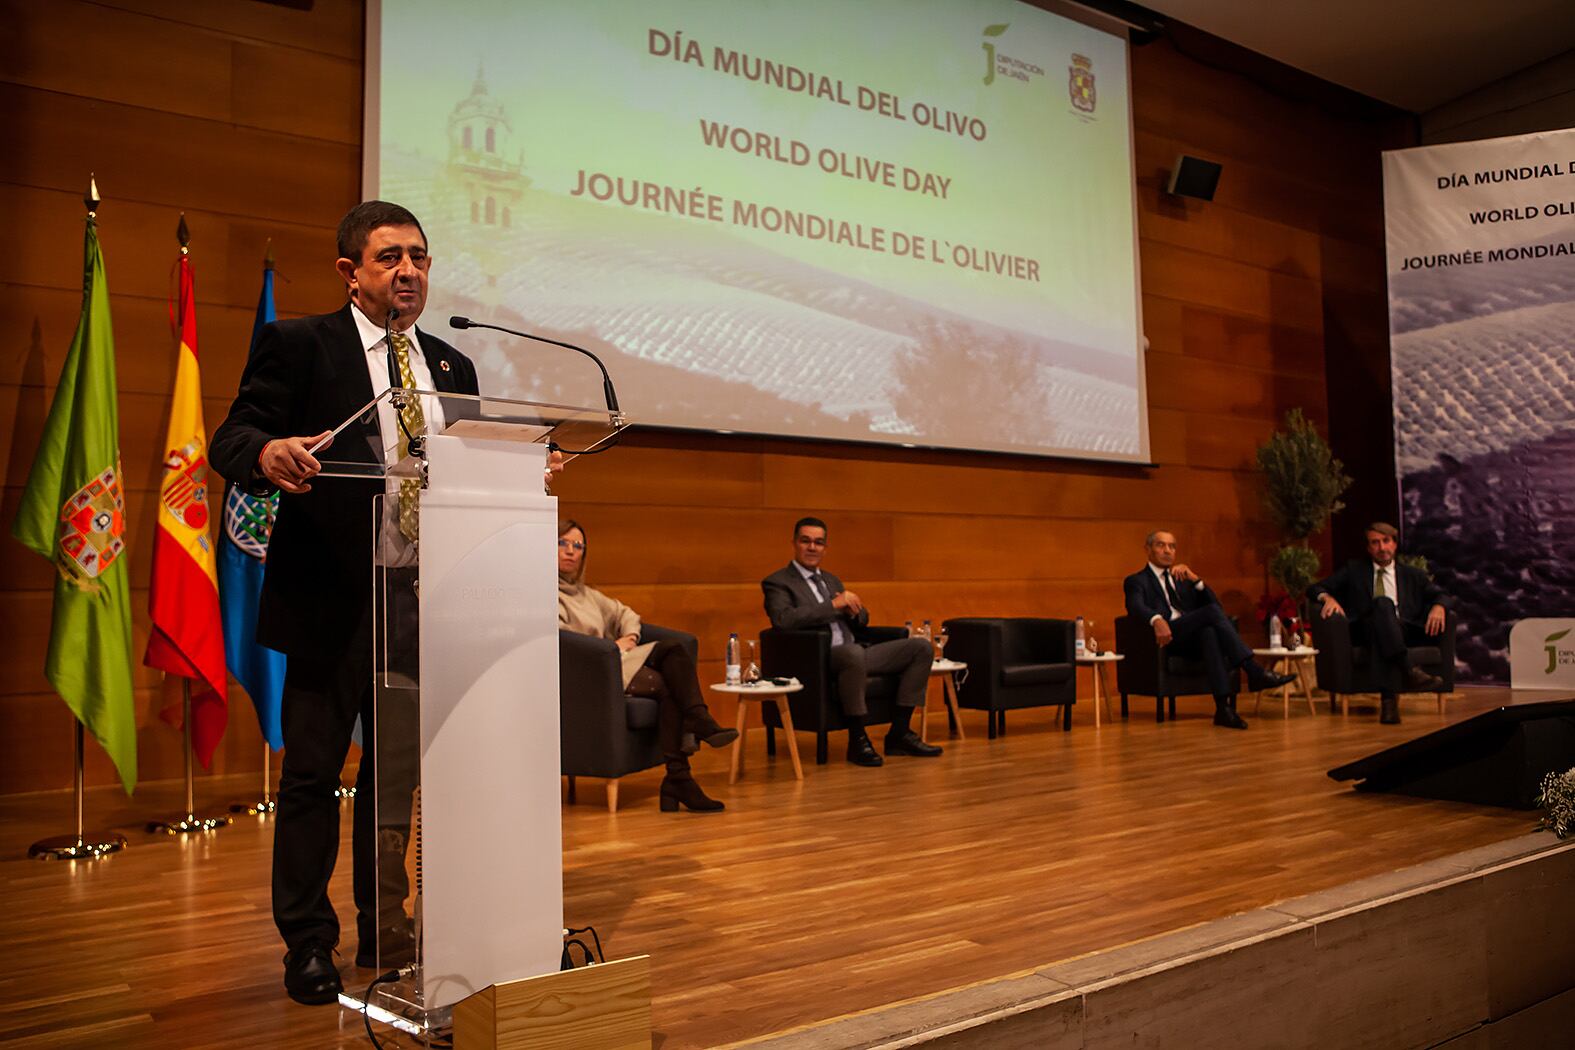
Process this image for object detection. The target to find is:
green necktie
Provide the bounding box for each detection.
[390,331,427,541]
[1374,566,1386,598]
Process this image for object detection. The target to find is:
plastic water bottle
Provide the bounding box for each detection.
[725,632,741,685]
[1269,614,1282,649]
[1075,616,1086,658]
[904,619,914,637]
[920,619,933,642]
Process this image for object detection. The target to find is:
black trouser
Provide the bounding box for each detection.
[273,572,417,955]
[625,639,710,760]
[1352,597,1427,694]
[1166,604,1251,698]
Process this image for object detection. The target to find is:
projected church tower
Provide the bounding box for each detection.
[447,64,529,229]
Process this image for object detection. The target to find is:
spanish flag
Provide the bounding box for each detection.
[145,223,228,766]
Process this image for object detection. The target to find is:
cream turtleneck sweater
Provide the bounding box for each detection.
[558,576,656,689]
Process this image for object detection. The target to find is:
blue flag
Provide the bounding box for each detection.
[218,265,286,750]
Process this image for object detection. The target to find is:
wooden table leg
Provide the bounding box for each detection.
[773,698,804,781]
[920,681,930,744]
[1298,660,1317,716]
[945,675,965,740]
[729,697,750,785]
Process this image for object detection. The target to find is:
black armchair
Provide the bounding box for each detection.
[1114,614,1240,722]
[759,625,908,764]
[941,618,1077,735]
[559,623,697,812]
[1310,610,1457,715]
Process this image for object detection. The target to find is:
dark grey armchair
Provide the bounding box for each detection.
[759,625,908,764]
[559,623,697,812]
[941,617,1077,735]
[1310,610,1457,715]
[1114,614,1240,722]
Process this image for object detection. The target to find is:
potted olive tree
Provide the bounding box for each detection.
[1255,409,1351,642]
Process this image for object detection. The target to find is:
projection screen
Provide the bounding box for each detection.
[366,0,1148,462]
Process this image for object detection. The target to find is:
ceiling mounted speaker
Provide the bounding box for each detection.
[1166,155,1222,201]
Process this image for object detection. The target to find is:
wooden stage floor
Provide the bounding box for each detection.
[0,686,1548,1049]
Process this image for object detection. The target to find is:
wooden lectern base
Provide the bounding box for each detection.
[452,955,651,1050]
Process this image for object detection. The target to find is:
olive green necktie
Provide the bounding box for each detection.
[389,331,426,541]
[1374,567,1386,598]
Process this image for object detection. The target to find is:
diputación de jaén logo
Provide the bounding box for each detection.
[1545,628,1573,674]
[980,24,1045,87]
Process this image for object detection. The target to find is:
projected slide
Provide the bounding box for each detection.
[371,0,1146,460]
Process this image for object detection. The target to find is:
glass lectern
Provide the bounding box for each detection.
[315,389,626,1043]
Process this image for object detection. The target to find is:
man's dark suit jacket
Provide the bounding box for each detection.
[1307,560,1448,626]
[1123,565,1221,625]
[210,303,478,661]
[761,563,870,638]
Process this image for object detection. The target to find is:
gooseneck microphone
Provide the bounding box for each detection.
[448,315,621,414]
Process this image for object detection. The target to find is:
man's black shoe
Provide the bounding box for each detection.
[283,943,343,1005]
[1405,666,1444,692]
[846,735,883,766]
[1212,710,1249,729]
[1380,694,1402,724]
[884,730,943,757]
[355,918,416,969]
[1244,662,1295,692]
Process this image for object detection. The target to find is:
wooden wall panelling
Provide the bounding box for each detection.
[2,2,1401,793]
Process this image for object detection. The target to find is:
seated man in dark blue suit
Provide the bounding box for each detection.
[1307,521,1447,725]
[1123,530,1293,729]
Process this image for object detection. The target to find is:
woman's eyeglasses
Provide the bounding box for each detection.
[558,539,585,551]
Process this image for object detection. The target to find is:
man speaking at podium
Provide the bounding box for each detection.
[212,202,478,1006]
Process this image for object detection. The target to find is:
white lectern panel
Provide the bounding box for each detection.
[418,435,561,1009]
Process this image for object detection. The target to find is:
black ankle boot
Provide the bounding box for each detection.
[659,773,725,813]
[684,709,740,750]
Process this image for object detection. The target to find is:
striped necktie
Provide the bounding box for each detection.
[390,331,427,541]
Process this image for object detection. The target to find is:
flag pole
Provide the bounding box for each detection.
[147,680,231,834]
[29,720,128,860]
[230,742,276,815]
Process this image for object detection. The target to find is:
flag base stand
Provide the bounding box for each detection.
[147,683,232,835]
[230,742,276,815]
[30,721,128,860]
[29,832,127,860]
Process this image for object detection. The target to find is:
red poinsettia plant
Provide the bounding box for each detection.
[1255,590,1300,635]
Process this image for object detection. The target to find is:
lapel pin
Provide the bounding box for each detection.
[439,359,451,372]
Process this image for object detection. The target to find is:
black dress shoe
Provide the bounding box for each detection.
[1380,694,1402,724]
[884,729,943,757]
[846,735,883,766]
[1405,666,1444,692]
[283,944,343,1005]
[355,918,416,969]
[1244,662,1295,692]
[1212,702,1249,729]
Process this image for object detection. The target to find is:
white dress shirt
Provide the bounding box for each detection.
[1148,562,1203,624]
[793,559,853,647]
[350,303,446,567]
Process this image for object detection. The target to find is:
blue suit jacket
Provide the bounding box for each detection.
[1123,565,1220,625]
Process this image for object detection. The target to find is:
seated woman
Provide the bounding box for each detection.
[558,520,738,812]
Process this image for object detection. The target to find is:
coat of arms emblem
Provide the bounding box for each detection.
[1069,53,1096,113]
[58,464,126,587]
[224,485,279,560]
[161,441,210,530]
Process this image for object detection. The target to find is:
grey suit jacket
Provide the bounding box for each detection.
[761,563,871,635]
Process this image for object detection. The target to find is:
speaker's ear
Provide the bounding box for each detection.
[1166,155,1223,201]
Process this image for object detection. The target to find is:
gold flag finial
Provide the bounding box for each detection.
[176,213,190,253]
[84,174,100,218]
[264,238,275,270]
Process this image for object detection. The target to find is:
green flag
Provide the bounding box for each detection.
[13,213,137,793]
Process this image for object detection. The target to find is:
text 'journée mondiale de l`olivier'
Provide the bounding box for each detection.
[1400,161,1575,272]
[565,28,1043,285]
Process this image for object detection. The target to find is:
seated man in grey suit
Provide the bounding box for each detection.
[761,516,940,766]
[1307,521,1447,725]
